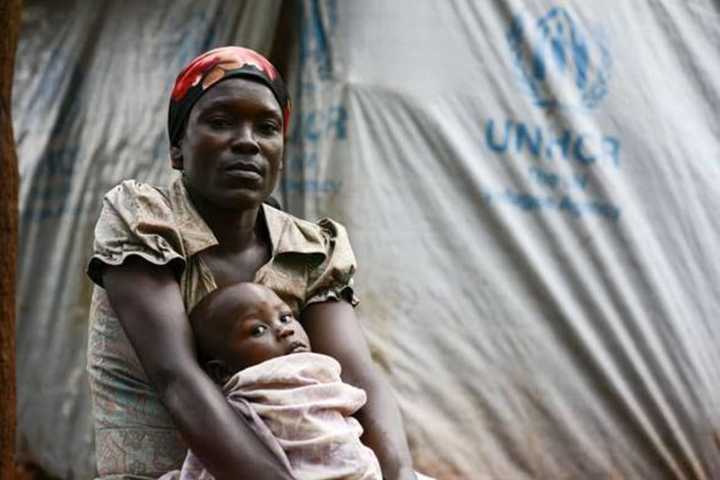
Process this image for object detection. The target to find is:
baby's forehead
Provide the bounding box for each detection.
[234,282,273,297]
[229,283,279,305]
[218,284,285,316]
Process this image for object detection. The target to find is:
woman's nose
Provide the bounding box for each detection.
[230,124,260,154]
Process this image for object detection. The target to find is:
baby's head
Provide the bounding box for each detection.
[191,282,311,379]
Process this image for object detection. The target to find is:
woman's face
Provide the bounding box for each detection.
[174,77,284,210]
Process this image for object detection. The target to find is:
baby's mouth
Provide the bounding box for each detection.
[288,341,309,353]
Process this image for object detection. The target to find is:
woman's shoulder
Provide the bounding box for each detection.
[103,179,172,211]
[89,179,188,287]
[264,206,357,304]
[98,179,183,234]
[265,204,350,251]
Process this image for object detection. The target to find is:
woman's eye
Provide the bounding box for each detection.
[258,121,280,135]
[251,325,268,337]
[208,117,232,129]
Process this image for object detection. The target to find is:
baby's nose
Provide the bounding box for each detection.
[276,323,294,338]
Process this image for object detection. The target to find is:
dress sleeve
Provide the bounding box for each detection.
[305,218,360,308]
[87,180,186,287]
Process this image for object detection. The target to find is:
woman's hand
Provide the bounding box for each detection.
[301,300,414,480]
[103,257,295,480]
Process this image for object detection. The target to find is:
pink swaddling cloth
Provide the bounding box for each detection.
[163,352,382,480]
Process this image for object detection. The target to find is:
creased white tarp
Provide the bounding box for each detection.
[13,0,720,479]
[281,2,720,479]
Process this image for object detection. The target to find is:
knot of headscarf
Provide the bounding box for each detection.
[168,46,291,147]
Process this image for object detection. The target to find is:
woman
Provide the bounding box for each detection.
[86,47,416,479]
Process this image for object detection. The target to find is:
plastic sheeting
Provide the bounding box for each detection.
[13,0,720,479]
[282,1,720,478]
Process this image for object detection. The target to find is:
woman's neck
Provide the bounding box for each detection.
[187,190,267,252]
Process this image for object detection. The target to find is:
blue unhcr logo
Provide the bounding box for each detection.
[507,6,611,110]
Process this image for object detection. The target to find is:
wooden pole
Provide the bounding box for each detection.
[0,0,22,478]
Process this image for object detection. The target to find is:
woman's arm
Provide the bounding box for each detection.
[301,300,416,480]
[102,257,295,480]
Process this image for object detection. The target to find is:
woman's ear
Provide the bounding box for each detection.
[279,146,286,172]
[170,145,183,170]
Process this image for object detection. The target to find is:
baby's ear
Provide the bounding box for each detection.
[205,359,232,385]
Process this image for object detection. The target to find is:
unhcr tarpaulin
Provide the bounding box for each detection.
[13,0,720,478]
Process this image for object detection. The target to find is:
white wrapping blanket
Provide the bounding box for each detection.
[166,352,383,480]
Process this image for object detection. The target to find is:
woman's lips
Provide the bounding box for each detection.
[225,169,262,182]
[225,160,262,175]
[224,163,263,183]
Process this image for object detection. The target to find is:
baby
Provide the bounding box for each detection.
[167,282,383,480]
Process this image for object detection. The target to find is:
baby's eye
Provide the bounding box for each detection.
[279,313,293,324]
[251,325,268,337]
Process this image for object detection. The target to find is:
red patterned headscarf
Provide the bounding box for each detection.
[168,46,290,146]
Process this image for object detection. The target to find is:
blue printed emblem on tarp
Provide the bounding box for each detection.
[507,7,612,110]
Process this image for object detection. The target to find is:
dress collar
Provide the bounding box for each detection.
[167,176,326,259]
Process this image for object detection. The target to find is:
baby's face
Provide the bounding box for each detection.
[221,284,311,371]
